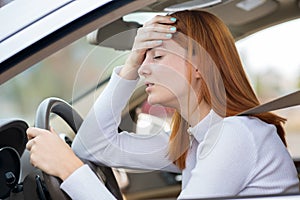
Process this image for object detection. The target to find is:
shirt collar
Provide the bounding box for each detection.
[187,110,223,142]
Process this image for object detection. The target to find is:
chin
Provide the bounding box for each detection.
[147,95,161,106]
[147,96,157,105]
[147,90,177,106]
[147,96,170,108]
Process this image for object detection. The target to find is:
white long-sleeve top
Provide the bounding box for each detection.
[61,67,299,199]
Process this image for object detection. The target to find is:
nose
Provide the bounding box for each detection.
[138,54,152,77]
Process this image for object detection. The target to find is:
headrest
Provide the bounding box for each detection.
[0,119,28,156]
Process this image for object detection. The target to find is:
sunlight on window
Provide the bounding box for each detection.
[236,18,300,100]
[236,18,300,158]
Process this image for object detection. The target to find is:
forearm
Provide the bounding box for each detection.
[119,56,140,80]
[72,66,139,163]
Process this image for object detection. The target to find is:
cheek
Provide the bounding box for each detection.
[154,65,188,97]
[148,85,177,107]
[162,58,187,86]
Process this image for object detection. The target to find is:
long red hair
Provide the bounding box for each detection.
[167,10,286,170]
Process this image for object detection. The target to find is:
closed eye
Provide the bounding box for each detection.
[153,55,163,60]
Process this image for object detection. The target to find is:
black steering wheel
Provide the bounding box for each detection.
[34,97,123,200]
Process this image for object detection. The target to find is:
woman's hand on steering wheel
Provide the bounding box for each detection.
[26,127,84,181]
[25,97,123,200]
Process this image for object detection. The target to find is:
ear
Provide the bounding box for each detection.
[194,68,202,79]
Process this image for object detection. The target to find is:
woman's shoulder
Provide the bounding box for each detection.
[210,116,262,145]
[197,114,281,159]
[203,115,277,152]
[220,115,284,152]
[222,115,276,136]
[197,115,260,162]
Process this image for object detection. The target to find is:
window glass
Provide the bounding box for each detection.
[236,18,300,158]
[236,19,300,100]
[135,102,174,135]
[0,36,128,125]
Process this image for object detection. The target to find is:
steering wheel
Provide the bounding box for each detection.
[34,97,123,200]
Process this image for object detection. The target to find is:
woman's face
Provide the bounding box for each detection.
[138,39,198,109]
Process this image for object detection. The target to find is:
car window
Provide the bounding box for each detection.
[236,18,300,158]
[0,35,128,125]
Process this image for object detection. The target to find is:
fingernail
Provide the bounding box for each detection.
[170,17,177,22]
[165,33,172,38]
[170,27,176,32]
[157,40,163,44]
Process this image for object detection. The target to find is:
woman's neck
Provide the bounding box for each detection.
[179,100,211,127]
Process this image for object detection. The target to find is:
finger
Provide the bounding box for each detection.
[133,37,164,52]
[134,40,163,52]
[143,24,177,33]
[26,127,48,139]
[29,153,38,168]
[138,31,173,43]
[26,138,35,151]
[144,15,176,27]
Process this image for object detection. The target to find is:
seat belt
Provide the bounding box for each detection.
[237,90,300,116]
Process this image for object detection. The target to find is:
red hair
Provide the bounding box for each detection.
[167,10,286,170]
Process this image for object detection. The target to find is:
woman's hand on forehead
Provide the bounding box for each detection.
[134,15,177,51]
[120,15,177,79]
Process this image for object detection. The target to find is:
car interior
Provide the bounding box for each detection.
[0,0,300,199]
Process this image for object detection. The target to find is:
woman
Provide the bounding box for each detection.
[26,10,299,199]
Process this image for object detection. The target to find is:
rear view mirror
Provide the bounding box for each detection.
[87,18,141,50]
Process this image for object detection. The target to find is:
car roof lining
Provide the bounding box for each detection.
[138,0,300,40]
[89,0,300,50]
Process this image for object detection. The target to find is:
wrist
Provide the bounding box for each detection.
[119,64,139,80]
[59,156,84,181]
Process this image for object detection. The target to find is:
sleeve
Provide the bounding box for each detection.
[178,119,256,199]
[72,66,179,172]
[60,165,116,200]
